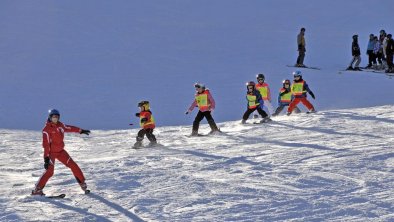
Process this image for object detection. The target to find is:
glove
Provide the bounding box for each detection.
[80,129,91,135]
[135,113,140,117]
[44,157,50,170]
[140,118,148,123]
[309,92,315,99]
[185,111,189,115]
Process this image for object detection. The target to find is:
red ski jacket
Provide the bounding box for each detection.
[42,121,81,157]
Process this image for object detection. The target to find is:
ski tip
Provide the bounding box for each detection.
[46,194,66,199]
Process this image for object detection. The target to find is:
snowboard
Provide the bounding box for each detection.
[286,65,321,70]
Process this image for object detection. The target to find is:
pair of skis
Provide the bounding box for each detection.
[286,65,321,70]
[35,189,90,199]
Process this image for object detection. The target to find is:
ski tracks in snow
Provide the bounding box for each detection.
[1,106,394,221]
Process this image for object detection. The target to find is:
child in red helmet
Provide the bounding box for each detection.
[241,81,270,124]
[133,101,157,148]
[32,109,91,196]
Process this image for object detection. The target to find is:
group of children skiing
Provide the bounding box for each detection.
[32,27,322,197]
[242,71,316,124]
[31,70,316,197]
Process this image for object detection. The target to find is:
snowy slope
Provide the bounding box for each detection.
[1,105,394,221]
[0,0,394,129]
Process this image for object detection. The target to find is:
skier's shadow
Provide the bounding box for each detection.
[88,193,145,222]
[39,198,111,222]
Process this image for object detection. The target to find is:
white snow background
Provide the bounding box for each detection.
[1,0,394,221]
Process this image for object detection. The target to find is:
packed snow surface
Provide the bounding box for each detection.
[1,106,394,221]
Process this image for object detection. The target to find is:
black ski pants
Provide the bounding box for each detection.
[193,111,218,132]
[243,106,268,120]
[297,51,305,65]
[367,50,376,66]
[387,53,393,70]
[137,128,156,142]
[273,104,301,116]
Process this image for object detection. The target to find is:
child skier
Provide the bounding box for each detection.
[272,79,301,116]
[133,101,157,148]
[287,71,316,115]
[32,109,91,196]
[185,83,220,136]
[241,81,270,124]
[255,73,274,115]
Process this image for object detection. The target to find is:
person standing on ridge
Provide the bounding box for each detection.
[373,36,382,69]
[241,81,270,124]
[379,30,387,70]
[287,71,316,115]
[365,34,376,69]
[385,34,394,73]
[133,101,157,148]
[186,83,220,136]
[347,35,362,71]
[296,27,306,67]
[32,109,91,196]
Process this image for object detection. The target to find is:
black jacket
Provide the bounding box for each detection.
[352,40,361,56]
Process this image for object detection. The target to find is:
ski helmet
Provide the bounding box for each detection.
[293,70,302,77]
[194,82,205,90]
[246,81,256,89]
[48,109,60,117]
[138,101,150,110]
[352,34,358,39]
[282,79,291,87]
[256,73,265,81]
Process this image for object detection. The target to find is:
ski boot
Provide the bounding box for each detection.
[208,120,220,133]
[307,108,317,114]
[133,141,143,149]
[354,67,362,71]
[241,119,246,124]
[260,117,272,123]
[80,182,90,194]
[31,187,45,196]
[190,130,199,137]
[346,66,354,71]
[208,129,222,135]
[148,140,158,147]
[286,112,292,116]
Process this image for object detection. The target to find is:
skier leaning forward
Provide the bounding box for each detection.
[241,81,270,124]
[287,71,316,115]
[186,83,220,136]
[32,109,91,195]
[272,79,301,116]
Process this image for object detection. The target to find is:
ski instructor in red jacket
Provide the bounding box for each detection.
[32,109,91,195]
